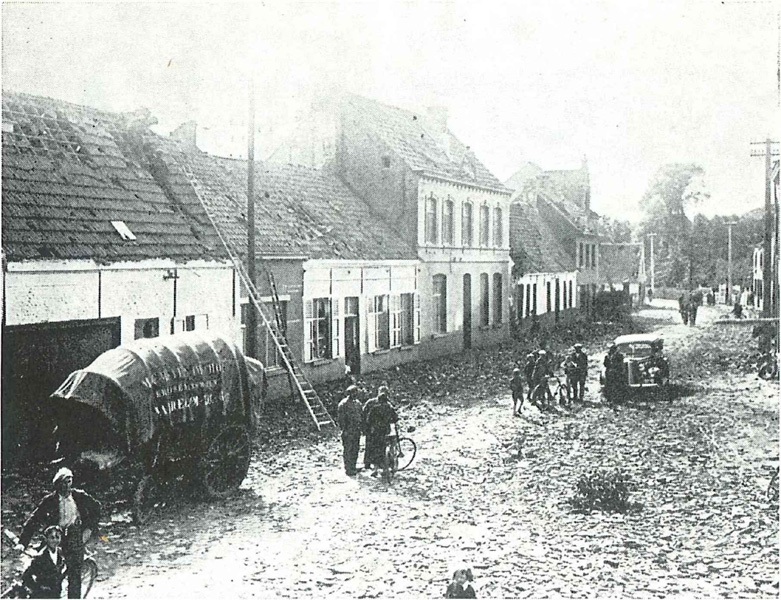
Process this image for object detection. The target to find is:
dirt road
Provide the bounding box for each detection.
[17,302,781,598]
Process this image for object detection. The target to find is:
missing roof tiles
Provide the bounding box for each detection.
[110,220,137,241]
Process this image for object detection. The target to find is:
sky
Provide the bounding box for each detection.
[2,0,778,222]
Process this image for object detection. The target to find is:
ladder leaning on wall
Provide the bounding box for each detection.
[178,159,336,431]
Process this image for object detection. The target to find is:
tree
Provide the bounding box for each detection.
[601,216,633,243]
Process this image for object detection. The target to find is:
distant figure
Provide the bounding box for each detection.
[510,368,524,416]
[570,343,588,402]
[678,293,689,325]
[647,288,654,303]
[523,352,536,402]
[364,387,398,478]
[732,302,743,319]
[337,385,363,476]
[445,566,476,598]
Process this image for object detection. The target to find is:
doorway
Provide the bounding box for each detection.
[344,297,361,375]
[463,274,472,349]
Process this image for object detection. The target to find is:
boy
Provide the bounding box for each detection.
[22,525,66,599]
[510,368,524,416]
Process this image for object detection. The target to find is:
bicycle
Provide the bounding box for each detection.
[1,530,97,599]
[531,376,568,411]
[382,423,417,484]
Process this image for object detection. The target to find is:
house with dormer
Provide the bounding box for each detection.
[270,94,513,356]
[506,160,601,320]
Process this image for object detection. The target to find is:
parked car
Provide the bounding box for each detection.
[601,333,671,402]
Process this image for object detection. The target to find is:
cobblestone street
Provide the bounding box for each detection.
[64,302,777,599]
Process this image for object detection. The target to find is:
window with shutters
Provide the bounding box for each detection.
[400,293,415,345]
[493,207,502,247]
[480,273,489,326]
[525,284,531,317]
[369,295,390,351]
[480,204,490,246]
[462,202,473,246]
[443,199,454,245]
[591,244,597,268]
[493,273,503,324]
[546,281,552,312]
[433,275,447,334]
[304,298,332,361]
[425,196,438,244]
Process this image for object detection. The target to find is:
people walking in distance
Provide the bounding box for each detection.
[523,352,536,402]
[337,385,363,476]
[445,565,477,598]
[510,367,524,416]
[364,388,398,478]
[571,343,588,402]
[604,343,626,403]
[21,525,67,599]
[18,468,101,599]
[678,293,689,325]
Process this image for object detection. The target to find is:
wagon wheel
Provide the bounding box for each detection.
[132,475,161,525]
[199,424,251,499]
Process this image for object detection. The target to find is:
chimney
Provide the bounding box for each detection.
[582,154,590,213]
[170,120,198,148]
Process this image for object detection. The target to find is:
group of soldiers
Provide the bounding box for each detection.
[336,384,398,477]
[511,343,589,414]
[678,290,703,326]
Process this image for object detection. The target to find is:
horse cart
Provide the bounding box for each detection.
[47,332,265,524]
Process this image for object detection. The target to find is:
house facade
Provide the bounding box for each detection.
[1,92,238,462]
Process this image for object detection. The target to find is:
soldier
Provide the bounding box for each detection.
[337,385,363,476]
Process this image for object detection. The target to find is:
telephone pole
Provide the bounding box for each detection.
[246,77,257,358]
[750,138,779,317]
[647,233,656,295]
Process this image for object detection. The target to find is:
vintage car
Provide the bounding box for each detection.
[600,333,670,401]
[46,332,266,524]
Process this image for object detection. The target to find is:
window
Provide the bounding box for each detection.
[480,273,490,326]
[443,199,455,245]
[525,284,531,317]
[532,283,538,315]
[546,282,552,312]
[369,295,390,351]
[304,298,334,361]
[592,244,597,268]
[569,281,574,308]
[480,205,490,246]
[517,284,525,321]
[584,244,590,269]
[462,202,473,246]
[425,196,438,244]
[185,315,196,331]
[134,318,159,340]
[391,293,416,347]
[110,220,136,241]
[579,242,585,267]
[433,275,447,333]
[563,282,568,309]
[493,273,503,324]
[382,156,391,168]
[494,207,502,247]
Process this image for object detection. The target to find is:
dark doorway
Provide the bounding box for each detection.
[344,297,361,375]
[463,274,472,349]
[2,317,121,465]
[555,279,561,322]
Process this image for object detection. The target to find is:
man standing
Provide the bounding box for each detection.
[364,388,398,477]
[337,385,363,476]
[18,468,101,599]
[361,386,384,472]
[572,343,589,403]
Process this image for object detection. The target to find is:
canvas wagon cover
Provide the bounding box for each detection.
[51,332,256,449]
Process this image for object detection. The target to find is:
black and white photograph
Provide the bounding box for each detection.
[1,1,778,598]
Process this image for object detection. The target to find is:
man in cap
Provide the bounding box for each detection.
[18,467,101,598]
[364,386,399,478]
[571,343,589,403]
[361,385,386,472]
[337,385,363,476]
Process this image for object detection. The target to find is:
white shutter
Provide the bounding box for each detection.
[304,299,314,362]
[331,298,340,358]
[367,297,377,353]
[413,292,421,344]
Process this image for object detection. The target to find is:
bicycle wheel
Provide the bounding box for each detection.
[80,558,98,598]
[768,470,779,503]
[396,438,417,471]
[556,387,568,408]
[383,444,396,484]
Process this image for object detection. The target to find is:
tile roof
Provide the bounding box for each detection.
[599,244,643,285]
[343,95,509,194]
[147,137,417,261]
[1,91,223,263]
[510,198,574,275]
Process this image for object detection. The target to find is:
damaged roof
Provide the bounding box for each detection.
[510,198,574,275]
[1,91,223,263]
[147,137,417,261]
[343,95,509,193]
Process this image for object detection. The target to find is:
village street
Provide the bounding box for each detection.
[61,301,776,599]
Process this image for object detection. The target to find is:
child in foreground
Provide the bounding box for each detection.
[445,566,476,598]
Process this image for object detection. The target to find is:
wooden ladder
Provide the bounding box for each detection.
[178,160,336,431]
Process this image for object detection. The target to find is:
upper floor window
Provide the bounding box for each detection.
[480,273,490,326]
[493,207,502,247]
[462,202,474,246]
[425,196,438,244]
[480,205,490,246]
[493,273,503,324]
[443,199,455,245]
[433,275,448,334]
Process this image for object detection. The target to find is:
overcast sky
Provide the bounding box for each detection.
[2,0,778,221]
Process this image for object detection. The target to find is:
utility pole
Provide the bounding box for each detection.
[647,233,656,296]
[246,77,257,359]
[726,221,738,306]
[750,138,779,317]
